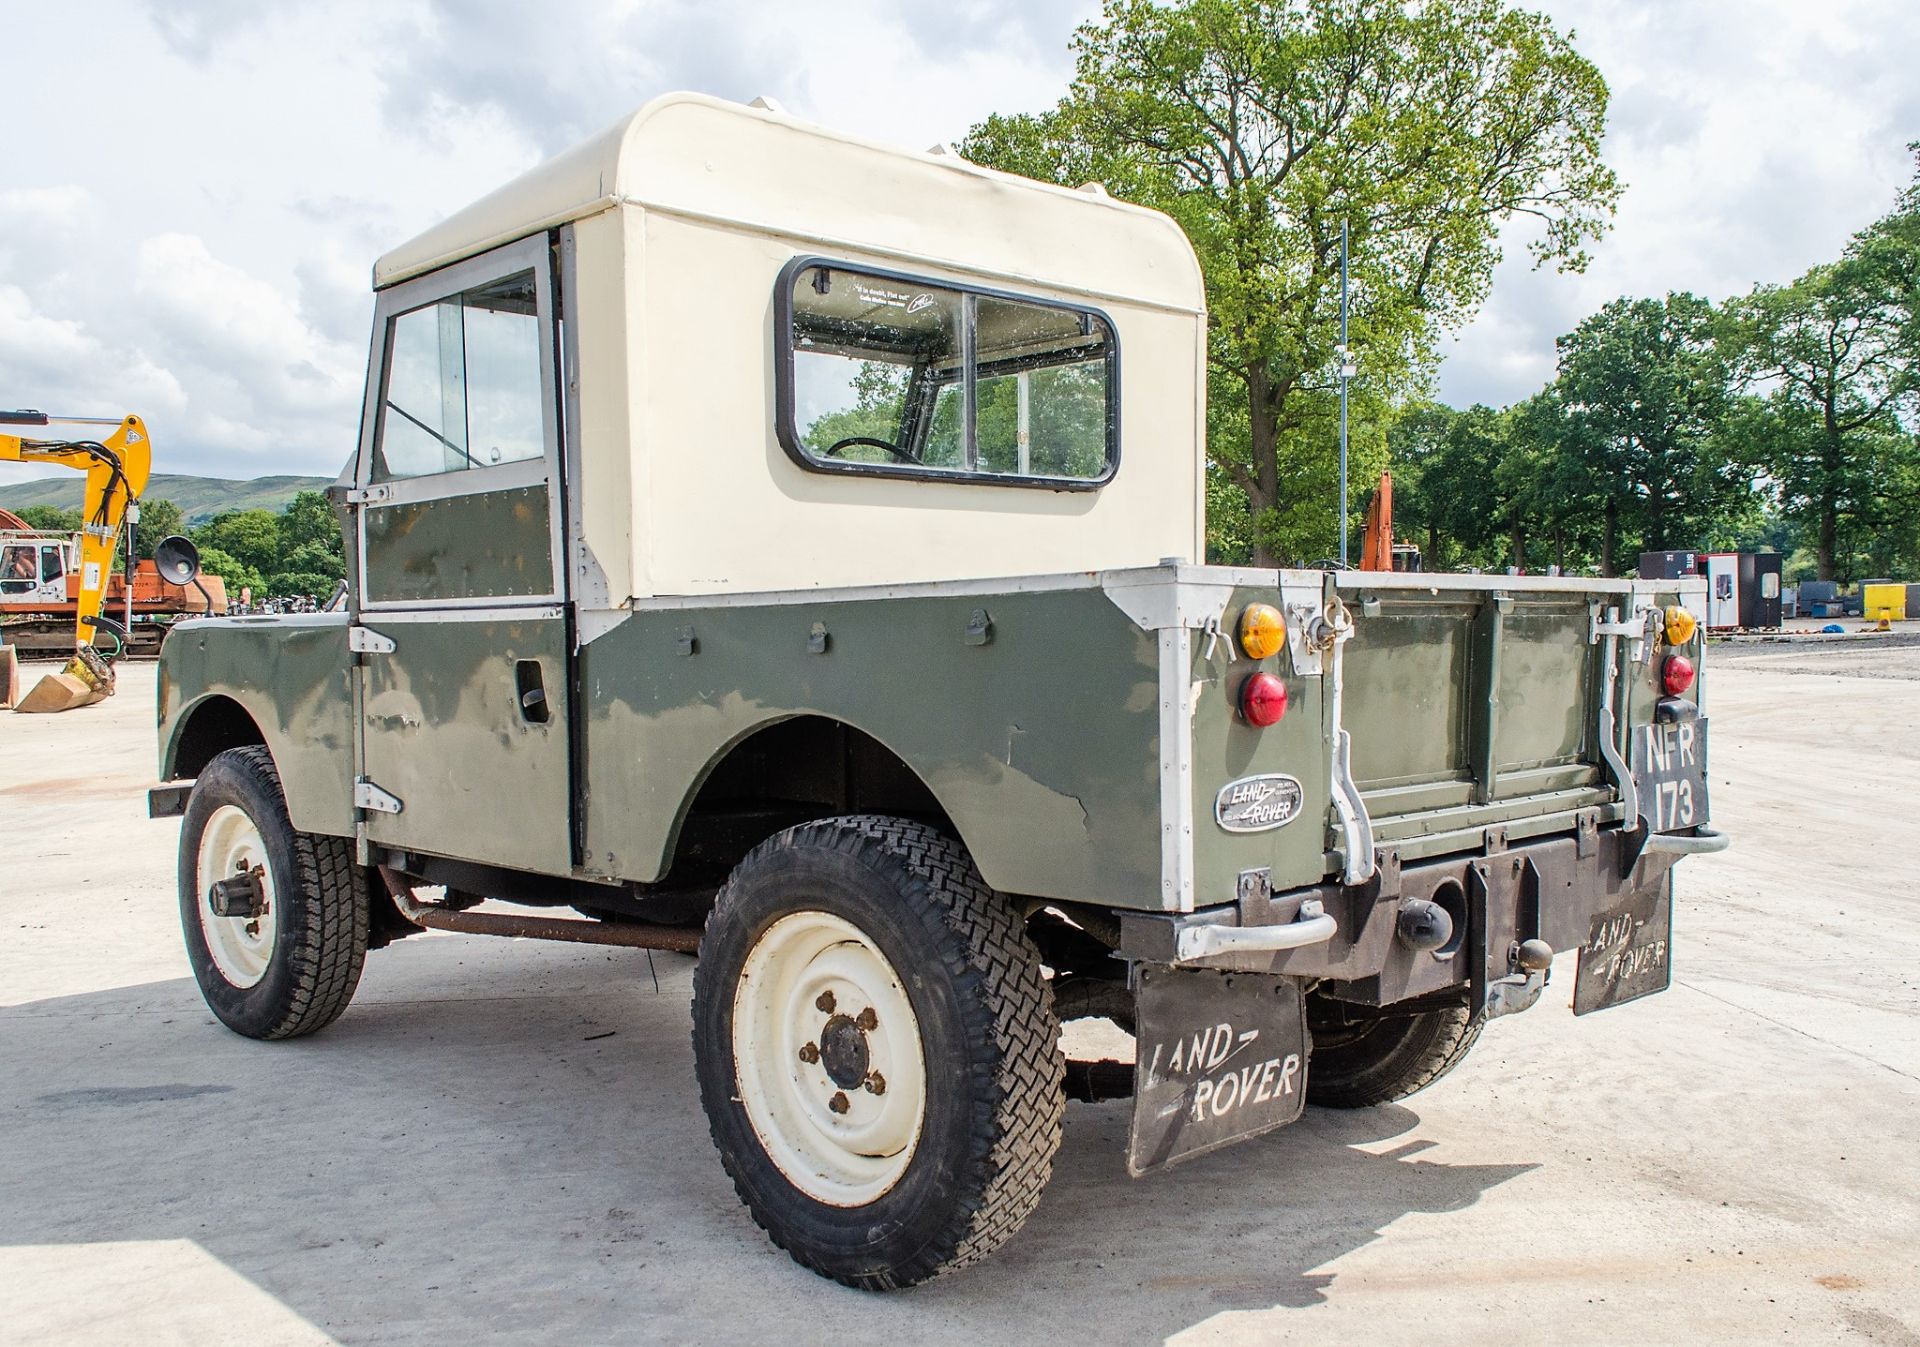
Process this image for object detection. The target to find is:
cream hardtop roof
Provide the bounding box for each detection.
[371,92,1204,313]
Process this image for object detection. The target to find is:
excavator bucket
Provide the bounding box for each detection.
[12,647,114,714]
[0,644,18,709]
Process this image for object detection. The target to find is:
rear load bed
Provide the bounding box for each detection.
[1335,571,1680,863]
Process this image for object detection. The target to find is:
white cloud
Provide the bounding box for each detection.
[2,0,1913,482]
[1437,0,1920,408]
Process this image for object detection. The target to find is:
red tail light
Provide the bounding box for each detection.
[1240,672,1289,726]
[1662,653,1695,696]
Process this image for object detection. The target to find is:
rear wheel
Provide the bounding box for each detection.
[1305,996,1483,1108]
[178,746,369,1040]
[692,815,1062,1289]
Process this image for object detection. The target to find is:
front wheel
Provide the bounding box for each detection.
[692,816,1063,1290]
[177,746,369,1040]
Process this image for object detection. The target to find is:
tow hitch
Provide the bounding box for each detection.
[1486,938,1555,1019]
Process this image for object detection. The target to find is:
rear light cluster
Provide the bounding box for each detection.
[1662,653,1696,696]
[1240,672,1289,726]
[1663,605,1698,646]
[1237,603,1286,659]
[1661,604,1698,697]
[1235,602,1290,726]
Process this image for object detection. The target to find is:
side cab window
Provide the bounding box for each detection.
[374,271,545,482]
[352,238,563,608]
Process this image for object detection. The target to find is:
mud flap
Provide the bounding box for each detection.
[1127,965,1308,1176]
[1573,877,1673,1015]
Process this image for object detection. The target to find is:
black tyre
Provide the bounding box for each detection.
[692,815,1063,1290]
[1305,996,1484,1109]
[178,746,369,1040]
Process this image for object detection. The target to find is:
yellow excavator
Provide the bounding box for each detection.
[0,410,152,712]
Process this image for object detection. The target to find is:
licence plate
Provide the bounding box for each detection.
[1632,716,1709,833]
[1573,881,1672,1015]
[1127,966,1307,1175]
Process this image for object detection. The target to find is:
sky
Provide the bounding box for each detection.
[2,0,1916,485]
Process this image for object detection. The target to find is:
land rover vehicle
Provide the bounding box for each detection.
[150,93,1726,1290]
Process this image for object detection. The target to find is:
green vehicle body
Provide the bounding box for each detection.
[156,562,1710,933]
[153,91,1723,1065]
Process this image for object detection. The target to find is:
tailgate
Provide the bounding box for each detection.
[1334,573,1636,859]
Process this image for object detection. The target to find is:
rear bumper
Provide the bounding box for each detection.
[1120,824,1719,1008]
[1642,826,1729,856]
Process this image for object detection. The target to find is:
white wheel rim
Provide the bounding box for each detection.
[196,804,277,989]
[732,910,927,1207]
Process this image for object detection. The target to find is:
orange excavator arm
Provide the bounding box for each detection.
[0,411,152,646]
[1359,471,1393,572]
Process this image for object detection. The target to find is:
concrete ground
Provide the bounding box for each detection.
[2,654,1916,1347]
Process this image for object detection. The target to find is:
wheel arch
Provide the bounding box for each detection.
[656,712,958,884]
[165,693,269,780]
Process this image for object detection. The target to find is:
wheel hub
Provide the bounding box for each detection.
[731,910,928,1207]
[196,804,277,989]
[818,1013,871,1089]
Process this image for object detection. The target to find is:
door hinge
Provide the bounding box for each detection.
[354,778,403,815]
[349,625,396,654]
[344,484,393,505]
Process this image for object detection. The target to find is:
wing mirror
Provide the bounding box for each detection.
[154,534,216,614]
[154,534,200,585]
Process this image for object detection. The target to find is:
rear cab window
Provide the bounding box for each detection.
[776,259,1118,489]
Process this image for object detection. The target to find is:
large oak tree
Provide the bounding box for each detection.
[961,0,1619,564]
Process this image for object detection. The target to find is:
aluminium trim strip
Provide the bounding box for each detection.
[1158,625,1196,912]
[352,604,566,624]
[631,570,1103,612]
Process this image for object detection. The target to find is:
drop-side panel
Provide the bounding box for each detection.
[1340,591,1477,817]
[1335,577,1630,851]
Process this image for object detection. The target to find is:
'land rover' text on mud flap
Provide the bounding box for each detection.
[1127,965,1308,1175]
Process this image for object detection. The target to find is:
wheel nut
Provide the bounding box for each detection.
[797,1042,820,1064]
[828,1091,850,1114]
[815,990,836,1013]
[864,1072,886,1096]
[856,1006,877,1030]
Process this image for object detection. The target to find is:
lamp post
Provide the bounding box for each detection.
[1336,218,1355,568]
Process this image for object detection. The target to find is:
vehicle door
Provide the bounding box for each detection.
[350,236,572,875]
[39,543,66,603]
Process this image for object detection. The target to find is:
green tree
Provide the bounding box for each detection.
[800,363,916,463]
[278,490,343,558]
[1722,194,1920,579]
[195,545,264,599]
[16,505,81,532]
[1553,292,1744,574]
[133,498,185,560]
[1387,401,1459,565]
[194,509,282,577]
[961,0,1619,564]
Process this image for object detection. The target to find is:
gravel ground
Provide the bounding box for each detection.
[2,653,1916,1346]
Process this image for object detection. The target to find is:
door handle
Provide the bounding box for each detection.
[514,659,551,724]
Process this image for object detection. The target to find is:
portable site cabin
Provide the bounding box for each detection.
[360,92,1208,631]
[1699,552,1782,631]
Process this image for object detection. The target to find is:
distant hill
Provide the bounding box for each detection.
[0,472,333,523]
